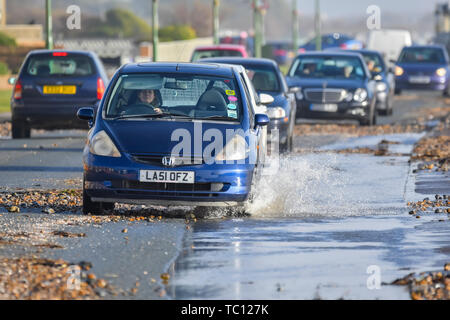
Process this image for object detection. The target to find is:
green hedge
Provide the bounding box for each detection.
[0,61,9,75]
[0,32,16,47]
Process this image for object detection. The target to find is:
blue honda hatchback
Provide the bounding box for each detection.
[77,62,269,214]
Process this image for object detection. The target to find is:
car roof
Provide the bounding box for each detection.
[403,44,446,50]
[120,62,244,78]
[296,51,364,58]
[193,44,247,51]
[345,49,383,56]
[27,49,96,57]
[198,57,278,68]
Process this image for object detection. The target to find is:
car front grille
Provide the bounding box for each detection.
[131,154,205,167]
[111,180,230,193]
[304,89,345,103]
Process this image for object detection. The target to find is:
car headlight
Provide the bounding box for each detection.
[89,130,121,157]
[436,68,447,77]
[394,66,404,76]
[343,90,353,102]
[266,107,286,119]
[375,82,387,92]
[353,88,368,102]
[215,134,249,162]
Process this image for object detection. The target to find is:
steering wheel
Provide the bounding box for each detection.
[121,104,165,116]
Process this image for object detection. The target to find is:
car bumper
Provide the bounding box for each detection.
[12,103,96,129]
[295,100,370,121]
[83,152,255,206]
[395,76,448,91]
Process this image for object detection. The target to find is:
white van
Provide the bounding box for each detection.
[366,29,412,64]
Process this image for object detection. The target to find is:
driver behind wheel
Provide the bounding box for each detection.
[137,89,163,114]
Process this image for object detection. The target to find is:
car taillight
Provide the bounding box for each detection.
[53,52,68,57]
[97,78,105,100]
[274,49,287,56]
[298,48,306,53]
[13,80,22,100]
[340,43,347,49]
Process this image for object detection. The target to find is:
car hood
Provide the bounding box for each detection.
[104,120,242,155]
[286,77,365,90]
[396,63,446,73]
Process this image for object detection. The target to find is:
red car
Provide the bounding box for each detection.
[190,45,248,62]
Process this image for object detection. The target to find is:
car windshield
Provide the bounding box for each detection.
[289,56,366,79]
[25,53,95,77]
[360,53,385,74]
[192,50,243,61]
[245,66,280,92]
[398,48,445,64]
[105,73,242,121]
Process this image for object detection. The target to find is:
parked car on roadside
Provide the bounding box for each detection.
[262,41,294,65]
[286,51,377,126]
[199,57,297,152]
[77,62,270,215]
[9,50,108,139]
[393,45,450,95]
[299,33,363,52]
[190,45,248,62]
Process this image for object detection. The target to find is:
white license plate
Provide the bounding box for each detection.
[139,170,194,183]
[310,104,338,112]
[409,76,430,84]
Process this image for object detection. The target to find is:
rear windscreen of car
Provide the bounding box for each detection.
[24,53,95,77]
[105,73,242,121]
[398,48,446,64]
[192,50,243,61]
[289,56,366,80]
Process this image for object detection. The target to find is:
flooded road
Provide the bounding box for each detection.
[167,130,450,300]
[0,92,448,299]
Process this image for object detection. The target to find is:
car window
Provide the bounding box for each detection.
[361,53,385,74]
[25,53,95,77]
[105,73,242,121]
[398,48,446,64]
[289,56,366,80]
[245,66,280,92]
[192,50,243,61]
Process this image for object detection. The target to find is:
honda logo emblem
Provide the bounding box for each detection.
[162,156,176,167]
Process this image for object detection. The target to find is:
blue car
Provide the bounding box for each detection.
[77,62,269,215]
[286,52,377,125]
[198,57,297,152]
[299,33,363,52]
[393,45,450,95]
[345,49,395,116]
[9,50,108,138]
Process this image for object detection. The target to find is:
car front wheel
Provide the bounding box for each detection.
[82,187,114,215]
[11,121,30,139]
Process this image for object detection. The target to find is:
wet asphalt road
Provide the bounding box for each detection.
[0,91,449,299]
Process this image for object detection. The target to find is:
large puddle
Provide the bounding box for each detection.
[166,132,450,299]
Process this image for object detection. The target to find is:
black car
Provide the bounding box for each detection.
[199,57,297,152]
[9,50,109,138]
[286,52,377,126]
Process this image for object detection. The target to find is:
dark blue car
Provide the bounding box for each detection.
[198,57,297,152]
[77,62,269,215]
[394,45,450,95]
[286,52,377,125]
[9,50,108,138]
[345,49,395,116]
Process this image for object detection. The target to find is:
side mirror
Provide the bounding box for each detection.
[259,93,274,105]
[255,113,270,127]
[8,77,16,85]
[77,107,95,121]
[288,86,300,94]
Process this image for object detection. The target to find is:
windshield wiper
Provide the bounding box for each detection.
[111,112,192,120]
[196,116,237,121]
